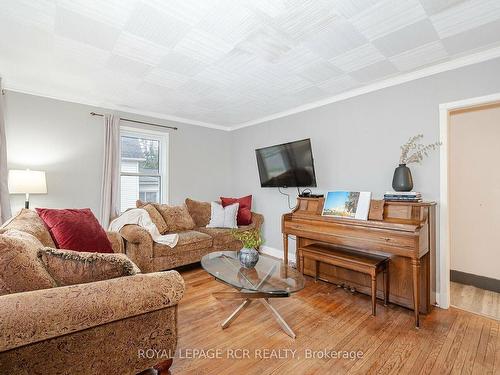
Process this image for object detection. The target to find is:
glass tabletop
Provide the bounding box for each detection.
[201,251,305,295]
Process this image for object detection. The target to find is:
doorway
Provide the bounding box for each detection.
[442,99,500,320]
[438,93,500,315]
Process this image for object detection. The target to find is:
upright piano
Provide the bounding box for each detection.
[282,197,436,327]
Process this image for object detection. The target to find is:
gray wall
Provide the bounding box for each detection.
[230,57,500,269]
[5,57,500,292]
[4,91,232,216]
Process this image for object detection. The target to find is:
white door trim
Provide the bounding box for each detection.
[438,92,500,309]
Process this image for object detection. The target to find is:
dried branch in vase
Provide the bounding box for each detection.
[399,134,441,165]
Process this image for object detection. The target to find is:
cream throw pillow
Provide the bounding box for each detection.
[207,202,239,229]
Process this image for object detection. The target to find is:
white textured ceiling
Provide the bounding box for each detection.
[1,0,500,129]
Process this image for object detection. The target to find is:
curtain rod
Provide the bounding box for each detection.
[90,112,178,130]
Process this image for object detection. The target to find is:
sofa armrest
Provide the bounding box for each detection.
[119,225,154,272]
[106,231,124,253]
[120,224,153,246]
[0,271,185,352]
[251,212,264,229]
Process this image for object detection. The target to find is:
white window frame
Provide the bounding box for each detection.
[120,126,169,208]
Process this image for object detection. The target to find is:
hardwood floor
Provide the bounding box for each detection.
[171,267,500,375]
[451,282,500,321]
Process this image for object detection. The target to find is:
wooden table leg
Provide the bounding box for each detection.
[411,258,420,328]
[296,248,302,273]
[383,267,389,306]
[314,260,319,281]
[371,274,377,316]
[283,234,288,266]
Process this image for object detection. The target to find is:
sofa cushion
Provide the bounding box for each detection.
[1,208,56,248]
[195,227,235,247]
[142,203,168,234]
[36,208,114,253]
[185,198,211,227]
[153,230,212,258]
[221,195,253,225]
[197,224,255,246]
[0,229,57,295]
[137,200,195,232]
[38,248,140,286]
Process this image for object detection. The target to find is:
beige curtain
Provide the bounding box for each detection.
[0,78,12,223]
[99,113,120,228]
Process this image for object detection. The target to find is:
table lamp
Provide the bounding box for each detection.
[8,169,47,209]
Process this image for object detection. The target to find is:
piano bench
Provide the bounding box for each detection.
[298,243,390,316]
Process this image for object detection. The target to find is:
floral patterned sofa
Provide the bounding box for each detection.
[0,209,184,375]
[120,198,264,273]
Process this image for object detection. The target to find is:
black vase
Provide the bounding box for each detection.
[392,164,413,192]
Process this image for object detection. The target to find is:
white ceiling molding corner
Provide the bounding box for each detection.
[229,45,500,131]
[3,83,230,131]
[4,44,500,133]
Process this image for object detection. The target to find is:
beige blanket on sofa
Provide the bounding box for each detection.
[109,208,179,247]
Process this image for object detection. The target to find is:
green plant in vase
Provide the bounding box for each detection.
[231,228,263,250]
[231,229,263,268]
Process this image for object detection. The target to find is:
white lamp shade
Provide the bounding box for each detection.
[8,170,47,194]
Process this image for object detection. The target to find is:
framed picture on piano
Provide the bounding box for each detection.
[322,191,372,220]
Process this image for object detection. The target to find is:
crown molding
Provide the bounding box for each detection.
[4,45,500,132]
[3,83,231,131]
[229,45,500,131]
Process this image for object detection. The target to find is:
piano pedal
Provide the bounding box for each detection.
[336,282,357,294]
[337,282,356,294]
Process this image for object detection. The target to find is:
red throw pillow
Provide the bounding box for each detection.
[35,208,113,253]
[220,195,252,226]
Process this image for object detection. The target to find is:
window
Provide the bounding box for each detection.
[120,128,168,212]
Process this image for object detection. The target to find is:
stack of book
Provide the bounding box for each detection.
[384,191,422,202]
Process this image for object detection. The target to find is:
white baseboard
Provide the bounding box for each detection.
[435,292,441,308]
[260,246,296,263]
[260,246,283,259]
[435,292,450,309]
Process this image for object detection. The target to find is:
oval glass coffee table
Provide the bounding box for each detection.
[201,251,305,338]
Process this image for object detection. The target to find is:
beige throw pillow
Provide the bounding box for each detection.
[185,198,211,227]
[156,204,196,232]
[0,229,57,295]
[38,248,141,286]
[142,203,168,234]
[136,200,195,232]
[1,208,56,247]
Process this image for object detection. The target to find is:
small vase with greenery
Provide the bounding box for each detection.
[231,229,263,268]
[393,134,441,191]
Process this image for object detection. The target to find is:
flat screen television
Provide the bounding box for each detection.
[255,138,317,188]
